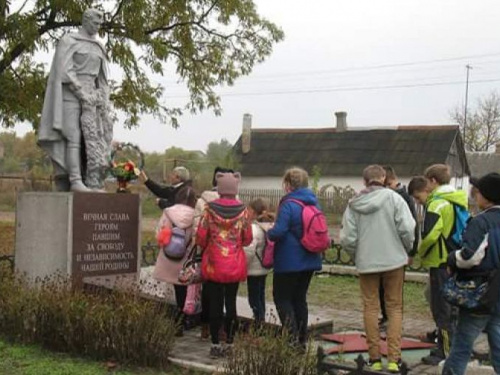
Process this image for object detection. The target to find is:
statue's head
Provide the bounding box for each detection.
[82,8,104,37]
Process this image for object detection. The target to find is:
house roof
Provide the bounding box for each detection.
[234,125,468,177]
[466,151,500,178]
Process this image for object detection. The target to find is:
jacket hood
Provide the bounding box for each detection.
[207,199,246,222]
[394,183,407,196]
[283,188,318,206]
[200,190,219,203]
[349,187,393,214]
[428,184,468,208]
[256,221,273,232]
[164,204,195,229]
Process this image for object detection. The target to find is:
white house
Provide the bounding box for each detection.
[233,112,470,192]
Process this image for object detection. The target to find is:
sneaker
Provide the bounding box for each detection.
[366,358,383,371]
[209,344,224,359]
[387,359,402,373]
[421,353,445,366]
[419,329,438,343]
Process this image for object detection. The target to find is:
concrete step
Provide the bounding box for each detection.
[139,266,333,334]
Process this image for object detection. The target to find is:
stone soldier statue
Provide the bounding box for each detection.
[38,8,113,192]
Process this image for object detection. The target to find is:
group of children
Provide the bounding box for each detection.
[341,163,500,374]
[144,162,500,373]
[146,166,322,359]
[409,166,500,375]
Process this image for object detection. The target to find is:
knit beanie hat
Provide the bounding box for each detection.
[212,166,234,187]
[477,172,500,204]
[216,172,241,196]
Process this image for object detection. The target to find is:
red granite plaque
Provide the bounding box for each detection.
[72,193,140,278]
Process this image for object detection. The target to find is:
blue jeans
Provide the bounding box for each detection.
[247,275,267,325]
[442,310,500,375]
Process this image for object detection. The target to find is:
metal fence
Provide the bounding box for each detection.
[238,188,355,214]
[140,242,426,273]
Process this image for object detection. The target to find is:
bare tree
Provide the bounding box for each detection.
[451,91,500,151]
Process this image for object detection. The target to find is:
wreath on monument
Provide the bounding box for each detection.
[109,142,144,182]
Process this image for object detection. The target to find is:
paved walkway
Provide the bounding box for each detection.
[169,315,494,375]
[137,267,493,374]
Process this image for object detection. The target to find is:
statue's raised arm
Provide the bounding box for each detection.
[38,8,113,192]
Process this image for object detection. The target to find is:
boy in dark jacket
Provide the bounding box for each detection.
[410,165,469,365]
[442,173,500,375]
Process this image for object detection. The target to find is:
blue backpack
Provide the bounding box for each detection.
[447,203,470,250]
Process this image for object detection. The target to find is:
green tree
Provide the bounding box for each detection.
[206,138,238,169]
[311,165,321,193]
[0,0,284,128]
[451,91,500,152]
[142,151,165,181]
[163,146,206,180]
[0,131,51,175]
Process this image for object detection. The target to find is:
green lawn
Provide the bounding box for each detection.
[0,339,203,375]
[239,273,431,320]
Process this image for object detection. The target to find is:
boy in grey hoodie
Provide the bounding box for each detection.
[340,165,416,373]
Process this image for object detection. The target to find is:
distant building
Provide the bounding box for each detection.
[466,142,500,178]
[233,112,469,191]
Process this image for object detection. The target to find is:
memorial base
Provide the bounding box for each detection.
[15,192,141,286]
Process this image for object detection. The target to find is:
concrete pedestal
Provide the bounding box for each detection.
[15,192,141,284]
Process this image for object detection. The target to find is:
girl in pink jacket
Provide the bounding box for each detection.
[196,172,252,358]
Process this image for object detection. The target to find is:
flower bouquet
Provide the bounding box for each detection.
[109,142,144,193]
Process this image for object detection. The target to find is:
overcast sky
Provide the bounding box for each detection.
[14,0,500,153]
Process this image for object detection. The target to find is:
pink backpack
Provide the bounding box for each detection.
[287,198,331,253]
[256,224,274,269]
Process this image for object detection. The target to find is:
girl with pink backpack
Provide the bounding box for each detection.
[243,198,275,327]
[267,167,325,349]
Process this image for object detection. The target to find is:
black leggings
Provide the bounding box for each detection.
[273,271,313,345]
[201,282,210,324]
[174,284,187,324]
[206,281,239,344]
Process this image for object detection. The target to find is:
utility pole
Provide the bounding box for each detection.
[463,64,473,143]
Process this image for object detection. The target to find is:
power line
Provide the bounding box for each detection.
[242,52,500,79]
[164,77,500,99]
[158,52,500,86]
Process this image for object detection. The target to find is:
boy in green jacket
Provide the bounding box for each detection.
[410,165,469,365]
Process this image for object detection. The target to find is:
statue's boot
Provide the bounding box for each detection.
[51,161,70,191]
[54,175,70,191]
[67,146,92,192]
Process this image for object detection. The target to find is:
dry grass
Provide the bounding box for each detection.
[0,221,15,256]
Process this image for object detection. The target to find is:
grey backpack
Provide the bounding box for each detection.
[163,227,189,260]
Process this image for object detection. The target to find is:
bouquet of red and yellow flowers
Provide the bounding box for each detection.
[109,142,144,182]
[110,160,140,182]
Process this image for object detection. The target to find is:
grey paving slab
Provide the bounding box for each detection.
[138,267,493,374]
